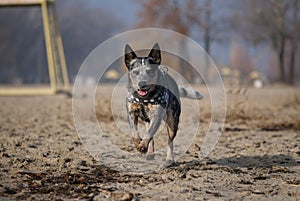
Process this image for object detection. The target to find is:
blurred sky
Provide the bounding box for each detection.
[87,0,139,27]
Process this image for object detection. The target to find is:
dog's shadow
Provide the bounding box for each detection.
[211,154,299,168]
[178,154,299,170]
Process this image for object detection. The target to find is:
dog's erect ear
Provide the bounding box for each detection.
[148,43,161,64]
[125,44,137,69]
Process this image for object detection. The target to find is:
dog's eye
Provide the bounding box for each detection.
[132,70,139,75]
[148,58,157,64]
[147,69,156,77]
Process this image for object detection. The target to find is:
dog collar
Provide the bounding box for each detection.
[127,89,169,108]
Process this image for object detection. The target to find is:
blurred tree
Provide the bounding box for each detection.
[288,0,300,84]
[135,0,192,79]
[229,41,254,80]
[135,0,227,82]
[136,0,189,35]
[231,0,300,84]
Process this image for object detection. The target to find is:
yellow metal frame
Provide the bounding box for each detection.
[0,0,70,96]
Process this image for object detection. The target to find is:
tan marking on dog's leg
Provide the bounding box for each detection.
[146,138,155,160]
[166,111,177,162]
[145,122,155,159]
[166,127,175,162]
[133,137,141,149]
[132,114,141,148]
[128,103,142,150]
[136,122,150,153]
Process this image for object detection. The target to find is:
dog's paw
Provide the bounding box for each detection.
[134,138,148,153]
[136,140,149,153]
[137,141,148,153]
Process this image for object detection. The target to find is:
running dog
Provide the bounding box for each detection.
[125,43,203,166]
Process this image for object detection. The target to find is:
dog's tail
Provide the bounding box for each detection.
[178,86,204,100]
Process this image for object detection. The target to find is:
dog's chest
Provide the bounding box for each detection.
[128,103,161,123]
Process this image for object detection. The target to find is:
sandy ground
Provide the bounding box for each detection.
[0,85,299,200]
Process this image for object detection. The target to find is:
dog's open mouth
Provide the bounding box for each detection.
[138,89,148,97]
[137,86,151,97]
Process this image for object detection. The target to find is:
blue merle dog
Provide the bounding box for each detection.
[125,43,203,166]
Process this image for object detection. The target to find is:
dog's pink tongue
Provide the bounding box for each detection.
[138,90,147,96]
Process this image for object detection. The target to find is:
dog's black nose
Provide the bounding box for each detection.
[138,81,147,88]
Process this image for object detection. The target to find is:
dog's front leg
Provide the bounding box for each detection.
[127,103,142,149]
[131,114,142,149]
[137,105,165,157]
[144,122,155,160]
